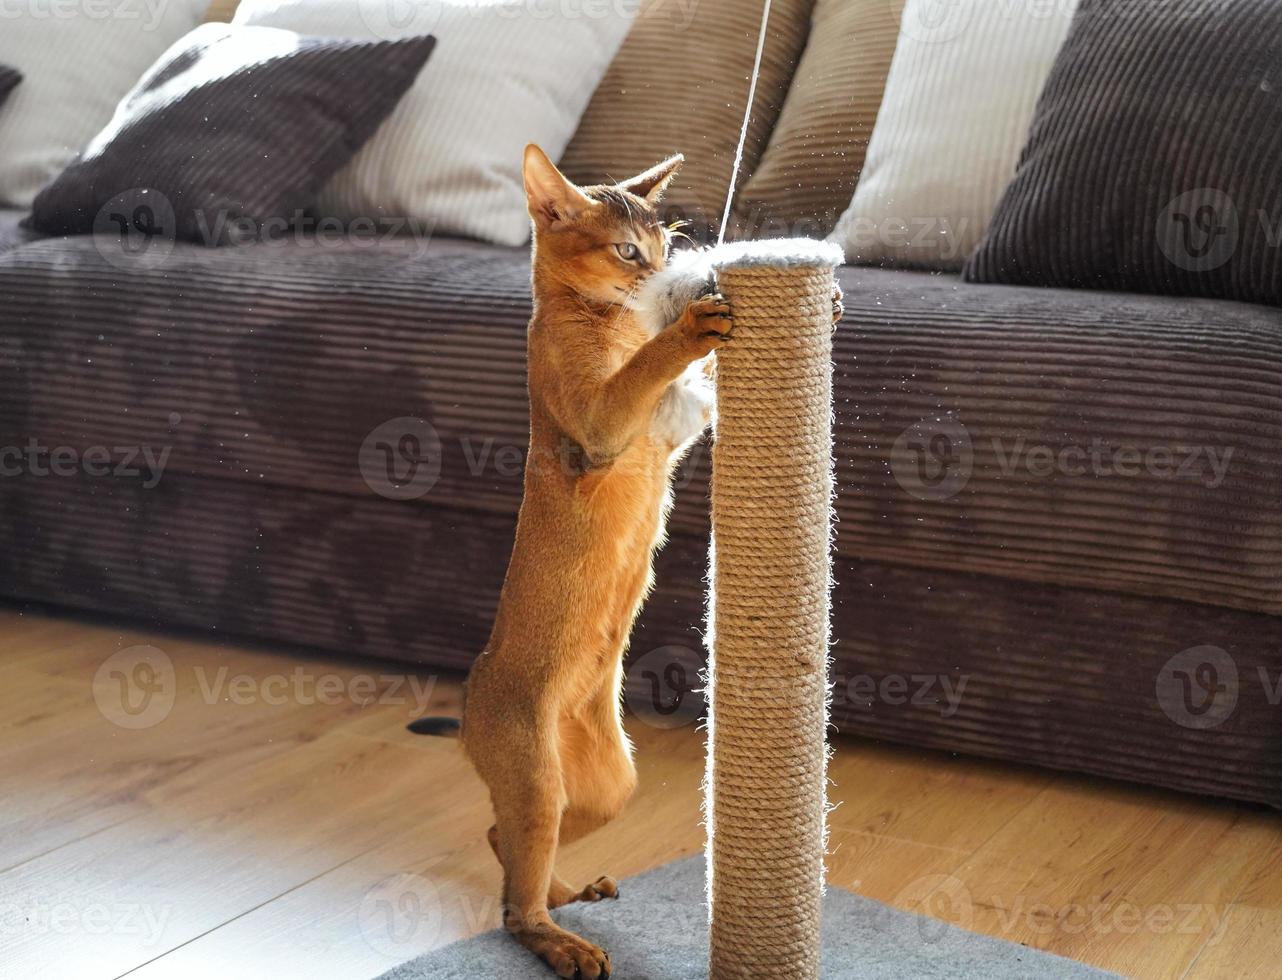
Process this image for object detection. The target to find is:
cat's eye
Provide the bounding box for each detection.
[615,242,642,263]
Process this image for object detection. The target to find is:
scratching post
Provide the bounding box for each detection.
[705,241,841,980]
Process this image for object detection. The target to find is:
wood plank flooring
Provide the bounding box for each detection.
[0,608,1276,979]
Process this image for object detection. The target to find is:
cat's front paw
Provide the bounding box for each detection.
[675,293,732,359]
[832,283,844,326]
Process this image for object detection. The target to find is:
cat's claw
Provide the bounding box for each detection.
[699,292,733,317]
[678,294,733,355]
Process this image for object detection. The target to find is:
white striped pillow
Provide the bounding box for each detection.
[0,0,210,208]
[829,0,1079,271]
[234,0,636,246]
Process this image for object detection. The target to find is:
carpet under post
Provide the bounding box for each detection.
[373,856,1120,980]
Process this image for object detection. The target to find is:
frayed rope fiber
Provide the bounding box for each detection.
[704,244,839,979]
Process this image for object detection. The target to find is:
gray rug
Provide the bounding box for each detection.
[375,856,1120,979]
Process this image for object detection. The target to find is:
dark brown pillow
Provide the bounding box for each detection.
[28,24,434,245]
[965,0,1282,306]
[0,65,20,107]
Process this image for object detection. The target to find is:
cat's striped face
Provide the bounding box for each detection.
[557,185,673,308]
[523,145,683,310]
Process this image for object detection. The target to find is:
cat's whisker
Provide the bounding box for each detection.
[612,285,641,323]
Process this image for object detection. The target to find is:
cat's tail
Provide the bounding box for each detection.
[407,716,462,737]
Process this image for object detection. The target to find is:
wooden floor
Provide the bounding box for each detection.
[0,608,1277,979]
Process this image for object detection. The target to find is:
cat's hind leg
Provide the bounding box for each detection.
[486,824,602,910]
[552,676,638,906]
[471,709,612,979]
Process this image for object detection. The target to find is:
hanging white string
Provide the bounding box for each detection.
[716,0,773,246]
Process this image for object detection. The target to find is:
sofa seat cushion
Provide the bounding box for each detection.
[0,233,534,517]
[2,237,1279,613]
[833,267,1282,614]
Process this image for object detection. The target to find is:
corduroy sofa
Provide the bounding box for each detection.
[2,206,1279,808]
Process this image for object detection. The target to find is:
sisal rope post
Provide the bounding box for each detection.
[704,243,840,980]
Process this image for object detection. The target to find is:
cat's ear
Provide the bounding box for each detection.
[618,154,684,204]
[523,144,592,230]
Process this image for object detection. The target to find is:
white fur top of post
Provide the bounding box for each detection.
[708,237,845,271]
[632,239,844,338]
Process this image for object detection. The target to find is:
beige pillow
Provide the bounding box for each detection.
[236,0,634,246]
[829,0,1078,270]
[204,0,240,21]
[731,0,905,240]
[559,0,813,239]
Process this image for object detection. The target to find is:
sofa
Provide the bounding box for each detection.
[2,0,1280,810]
[3,199,1279,808]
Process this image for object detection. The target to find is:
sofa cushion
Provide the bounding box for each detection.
[731,0,905,240]
[558,0,813,238]
[966,0,1282,306]
[829,0,1078,271]
[234,0,635,247]
[0,0,209,208]
[2,237,1279,614]
[831,267,1282,614]
[28,24,436,245]
[204,0,240,20]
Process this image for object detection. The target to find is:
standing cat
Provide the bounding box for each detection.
[459,145,729,978]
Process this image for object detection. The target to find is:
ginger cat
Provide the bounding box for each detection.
[458,145,730,979]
